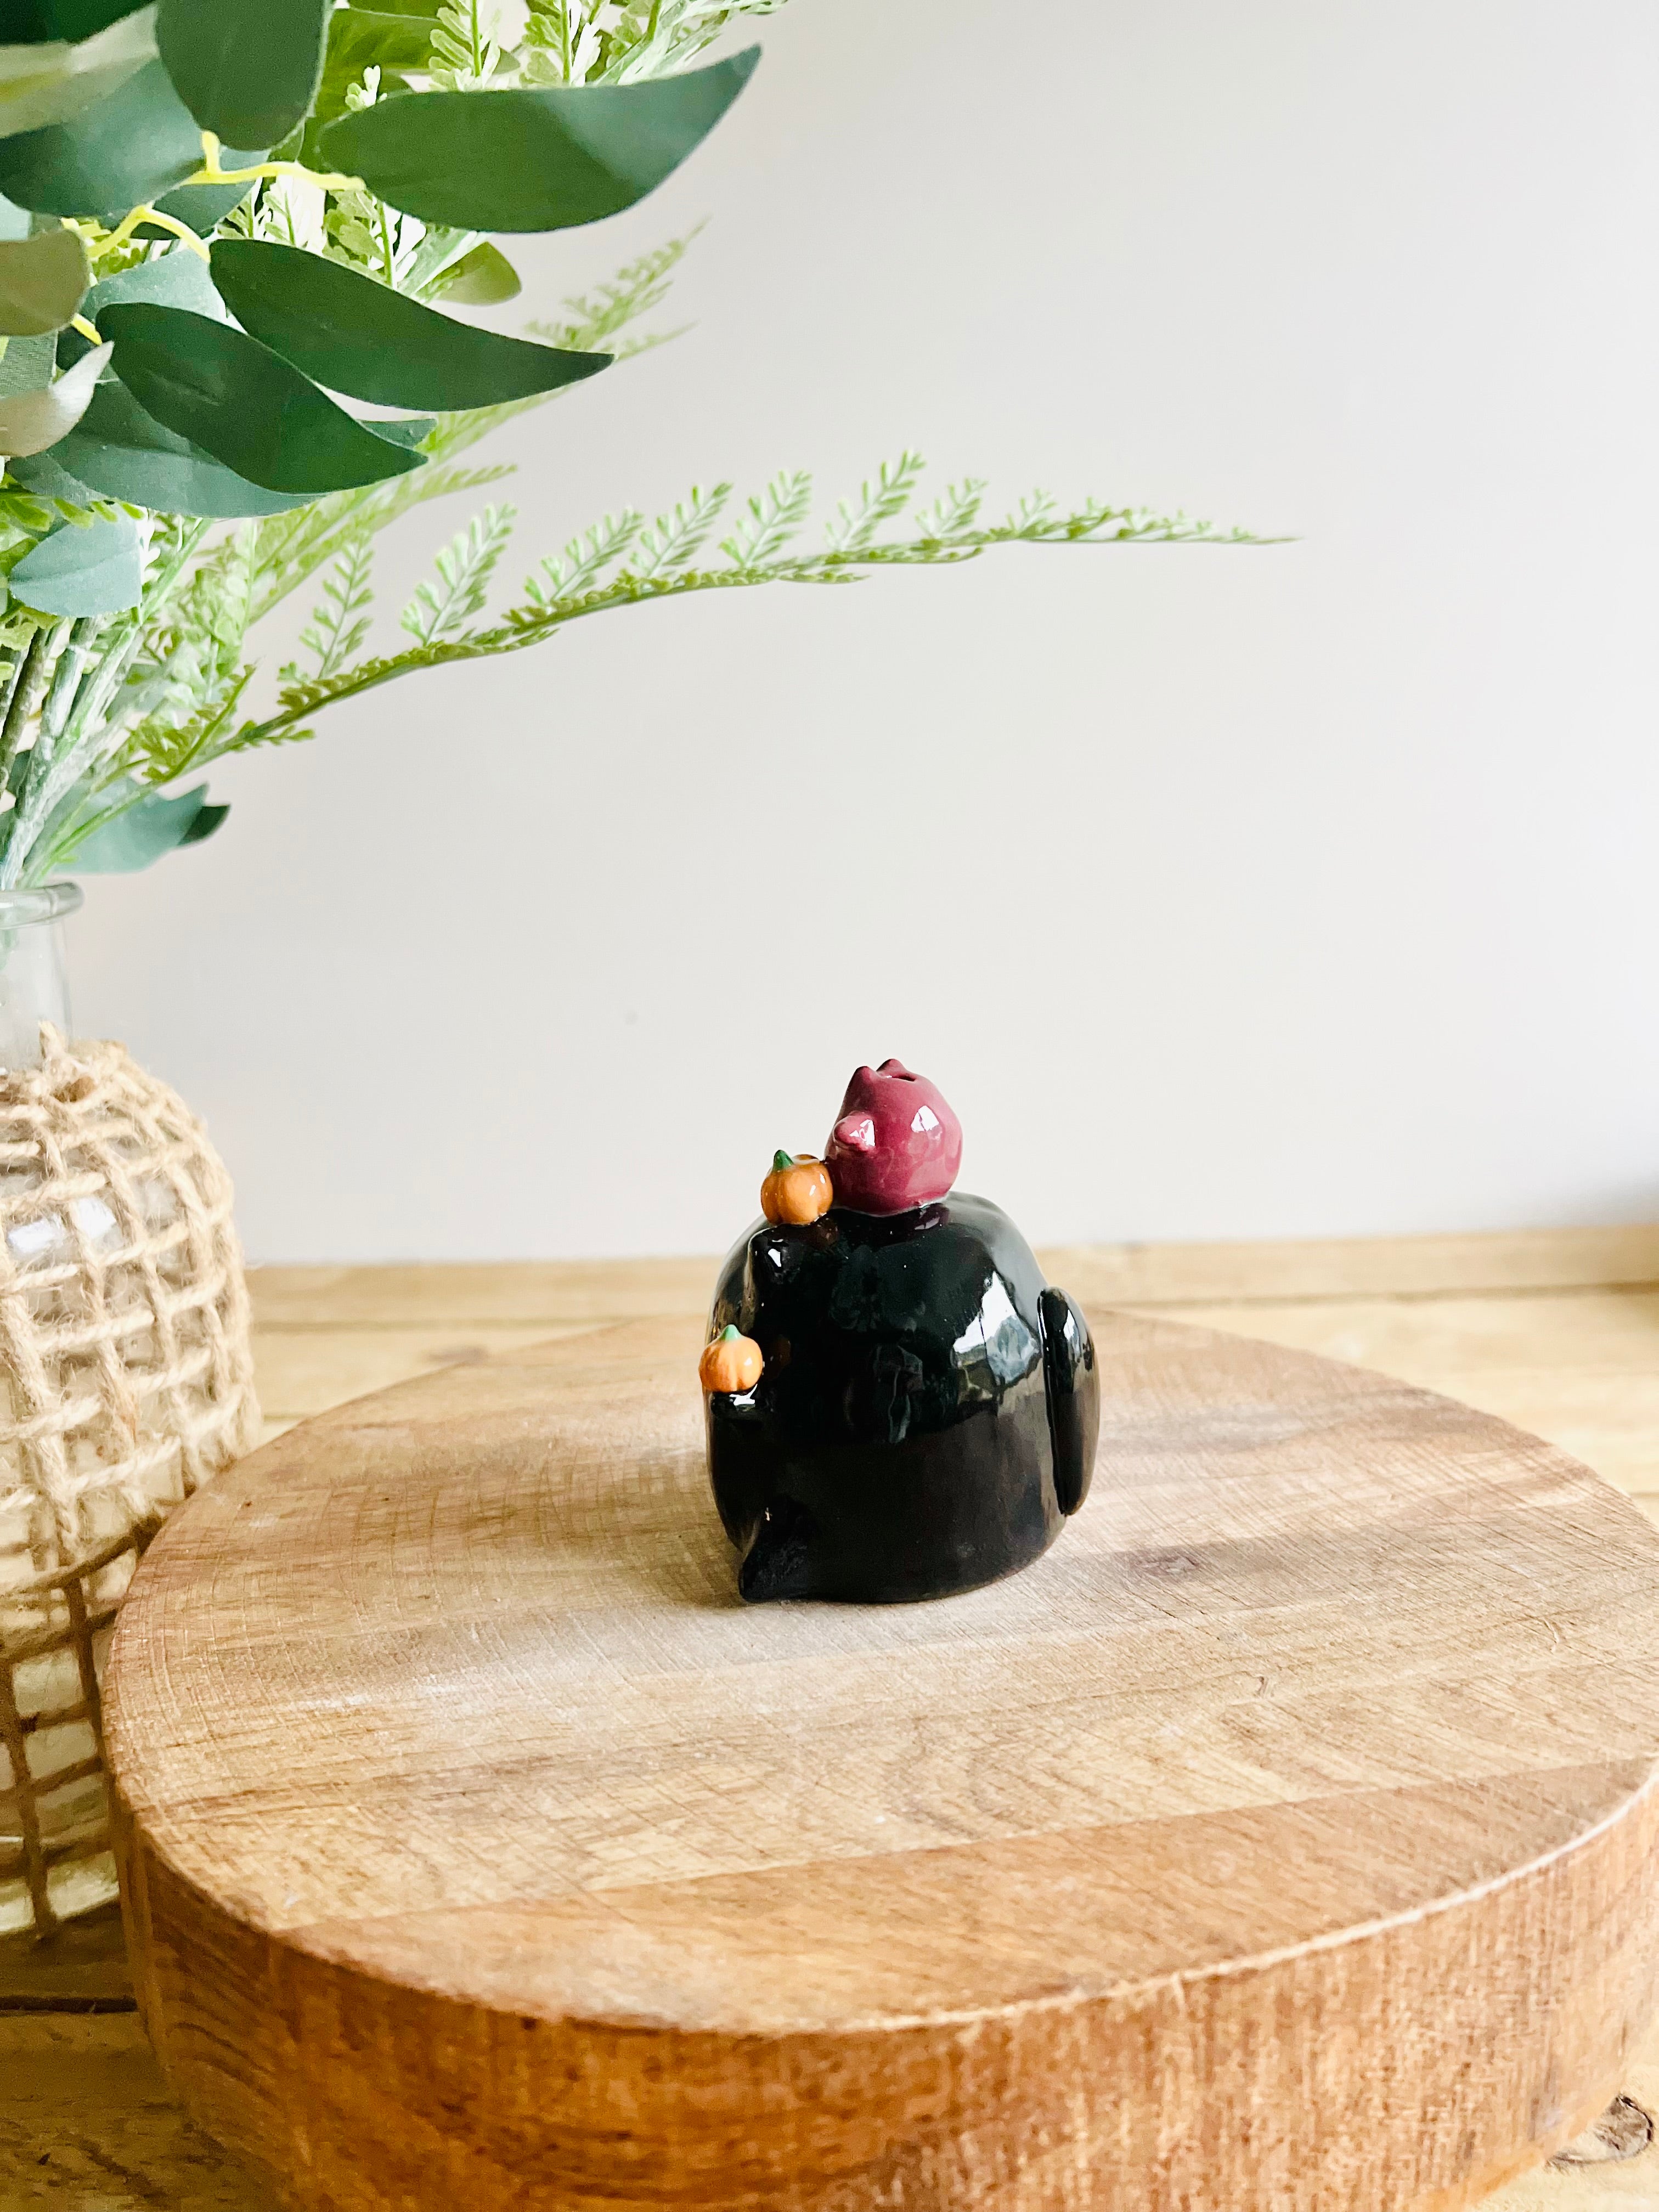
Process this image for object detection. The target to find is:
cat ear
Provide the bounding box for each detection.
[877,1057,914,1076]
[833,1113,876,1151]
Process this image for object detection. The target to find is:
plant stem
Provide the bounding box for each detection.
[60,615,145,761]
[40,618,101,751]
[8,624,65,763]
[0,631,46,796]
[91,203,210,262]
[0,521,212,885]
[0,647,28,785]
[0,623,70,888]
[189,133,363,193]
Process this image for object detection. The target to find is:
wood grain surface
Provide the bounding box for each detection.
[101,1295,1659,2212]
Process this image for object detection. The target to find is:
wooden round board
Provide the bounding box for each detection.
[105,1311,1659,2212]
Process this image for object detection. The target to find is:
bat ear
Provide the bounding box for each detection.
[1040,1288,1099,1516]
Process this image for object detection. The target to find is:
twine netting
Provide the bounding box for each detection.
[0,1025,258,1935]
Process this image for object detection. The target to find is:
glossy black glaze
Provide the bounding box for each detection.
[705,1193,1099,1604]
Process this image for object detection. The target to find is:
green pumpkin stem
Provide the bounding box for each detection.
[718,1324,741,1342]
[771,1149,795,1173]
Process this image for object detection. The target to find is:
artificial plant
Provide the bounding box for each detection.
[0,0,1245,888]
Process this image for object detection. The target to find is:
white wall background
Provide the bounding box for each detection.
[69,0,1659,1262]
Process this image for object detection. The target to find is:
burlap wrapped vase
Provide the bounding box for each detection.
[0,1026,258,1936]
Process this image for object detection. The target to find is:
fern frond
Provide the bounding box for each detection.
[122,667,254,785]
[427,0,505,88]
[1003,488,1056,533]
[205,478,1267,762]
[521,0,602,84]
[825,451,926,554]
[917,477,986,540]
[400,503,517,644]
[523,511,642,607]
[526,232,700,352]
[188,712,321,759]
[292,539,375,682]
[249,463,515,624]
[234,722,319,750]
[210,636,504,763]
[720,470,811,567]
[599,0,789,84]
[631,483,732,579]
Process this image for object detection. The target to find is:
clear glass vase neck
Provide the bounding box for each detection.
[0,881,81,1071]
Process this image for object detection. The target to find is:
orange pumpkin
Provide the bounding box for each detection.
[760,1149,834,1227]
[699,1324,763,1394]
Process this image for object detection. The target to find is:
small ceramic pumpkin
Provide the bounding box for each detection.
[699,1324,763,1395]
[760,1150,833,1227]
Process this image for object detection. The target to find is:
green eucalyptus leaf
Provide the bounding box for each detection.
[328,3,432,64]
[138,168,250,236]
[317,48,759,232]
[295,74,405,173]
[365,413,432,448]
[10,506,138,611]
[0,326,54,394]
[0,3,154,142]
[4,440,86,496]
[100,300,426,493]
[0,330,103,450]
[58,232,225,366]
[429,240,519,307]
[156,0,328,149]
[89,234,224,318]
[12,372,310,512]
[0,221,84,332]
[208,239,608,410]
[180,797,225,842]
[0,56,203,212]
[72,778,227,871]
[40,2,153,37]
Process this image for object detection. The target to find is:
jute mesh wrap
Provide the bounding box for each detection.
[0,1026,258,1935]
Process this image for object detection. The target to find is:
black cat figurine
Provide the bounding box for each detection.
[701,1060,1099,1604]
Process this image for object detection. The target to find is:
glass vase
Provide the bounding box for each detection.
[0,882,78,1073]
[0,887,261,1936]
